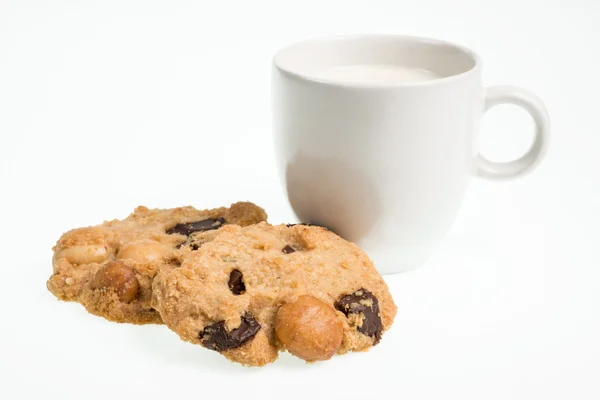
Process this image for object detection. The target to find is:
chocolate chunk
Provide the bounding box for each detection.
[228,269,245,295]
[286,222,329,231]
[282,245,296,254]
[167,217,225,236]
[175,242,200,250]
[200,313,260,351]
[335,289,382,344]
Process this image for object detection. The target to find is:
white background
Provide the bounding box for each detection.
[1,1,599,399]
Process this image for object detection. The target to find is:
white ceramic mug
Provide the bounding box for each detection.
[272,35,550,274]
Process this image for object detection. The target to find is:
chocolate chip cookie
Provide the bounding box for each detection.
[47,202,267,324]
[152,222,396,366]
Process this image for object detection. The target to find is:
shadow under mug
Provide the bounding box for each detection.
[272,34,550,274]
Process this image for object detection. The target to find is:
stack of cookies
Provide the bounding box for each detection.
[47,202,397,366]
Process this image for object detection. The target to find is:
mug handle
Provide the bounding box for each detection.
[477,86,551,180]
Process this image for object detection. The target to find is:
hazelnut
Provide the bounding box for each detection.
[117,239,170,263]
[275,295,343,362]
[92,261,139,302]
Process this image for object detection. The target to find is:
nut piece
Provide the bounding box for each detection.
[54,245,110,265]
[117,239,170,263]
[92,261,139,302]
[275,295,343,362]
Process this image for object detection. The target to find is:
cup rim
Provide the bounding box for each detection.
[273,34,482,88]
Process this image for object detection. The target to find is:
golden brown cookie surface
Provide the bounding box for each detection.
[47,202,267,324]
[152,222,397,365]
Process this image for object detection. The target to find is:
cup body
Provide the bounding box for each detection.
[273,35,483,274]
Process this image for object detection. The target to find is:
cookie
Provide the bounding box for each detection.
[152,222,396,366]
[47,202,267,324]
